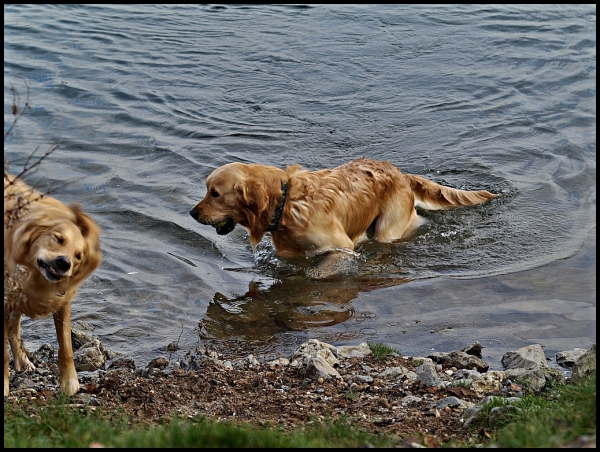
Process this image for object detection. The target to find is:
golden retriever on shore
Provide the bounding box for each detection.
[189,157,498,277]
[4,174,102,397]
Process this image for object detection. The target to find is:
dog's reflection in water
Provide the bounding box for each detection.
[200,275,408,341]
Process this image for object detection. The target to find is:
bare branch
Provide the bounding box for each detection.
[15,142,58,178]
[4,81,83,226]
[4,80,31,139]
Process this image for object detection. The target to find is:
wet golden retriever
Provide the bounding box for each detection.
[4,174,102,396]
[190,157,498,278]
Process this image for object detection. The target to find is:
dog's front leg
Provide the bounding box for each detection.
[53,304,80,396]
[305,249,356,279]
[4,309,10,396]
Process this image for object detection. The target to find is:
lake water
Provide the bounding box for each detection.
[4,4,595,369]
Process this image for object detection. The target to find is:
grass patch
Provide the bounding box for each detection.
[344,391,359,400]
[450,379,473,388]
[368,341,401,360]
[489,371,596,448]
[4,396,130,448]
[4,399,396,448]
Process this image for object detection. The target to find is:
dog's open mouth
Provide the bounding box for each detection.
[213,218,235,235]
[37,259,66,282]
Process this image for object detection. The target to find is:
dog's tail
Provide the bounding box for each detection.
[407,174,499,210]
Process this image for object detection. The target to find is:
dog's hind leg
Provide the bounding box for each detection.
[373,187,425,242]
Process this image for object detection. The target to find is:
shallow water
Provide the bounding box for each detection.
[4,4,595,369]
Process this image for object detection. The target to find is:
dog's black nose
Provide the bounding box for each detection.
[190,207,199,220]
[55,255,71,272]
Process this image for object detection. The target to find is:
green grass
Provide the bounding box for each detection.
[4,398,130,448]
[344,390,359,400]
[489,371,596,448]
[3,400,396,448]
[449,379,473,388]
[367,341,401,360]
[114,416,398,448]
[4,372,595,448]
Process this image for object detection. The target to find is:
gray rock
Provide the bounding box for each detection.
[146,357,169,370]
[403,370,418,382]
[232,354,260,368]
[461,405,482,428]
[164,361,181,374]
[462,395,521,429]
[505,367,546,392]
[416,361,442,387]
[401,395,423,405]
[352,375,374,384]
[316,348,340,368]
[267,357,290,367]
[378,366,409,378]
[12,377,38,392]
[570,343,596,383]
[428,352,447,362]
[291,339,338,366]
[430,350,489,372]
[71,321,96,350]
[488,405,518,427]
[540,366,566,386]
[305,356,342,380]
[103,349,120,361]
[71,330,94,351]
[30,343,55,366]
[140,367,163,378]
[471,370,506,395]
[456,369,483,381]
[502,344,548,370]
[556,348,588,367]
[336,342,372,359]
[435,396,467,409]
[74,339,106,372]
[107,356,136,370]
[462,341,483,358]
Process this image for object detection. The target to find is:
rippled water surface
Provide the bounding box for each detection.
[4,4,595,368]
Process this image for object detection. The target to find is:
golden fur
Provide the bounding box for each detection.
[4,174,102,397]
[190,157,498,276]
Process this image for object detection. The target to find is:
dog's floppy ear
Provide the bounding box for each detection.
[70,204,100,241]
[235,180,269,215]
[10,221,47,265]
[70,203,102,277]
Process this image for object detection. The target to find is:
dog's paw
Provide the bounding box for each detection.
[13,355,35,373]
[59,377,80,396]
[305,250,358,279]
[4,379,9,397]
[305,266,339,280]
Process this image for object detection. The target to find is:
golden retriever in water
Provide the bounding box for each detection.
[190,157,498,277]
[4,174,102,396]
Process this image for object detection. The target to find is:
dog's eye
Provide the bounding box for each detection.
[210,189,220,198]
[75,252,82,260]
[54,235,65,245]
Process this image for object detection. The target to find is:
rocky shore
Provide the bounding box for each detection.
[5,322,596,447]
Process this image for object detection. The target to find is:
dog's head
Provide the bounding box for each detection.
[189,162,291,250]
[13,203,102,286]
[189,162,281,237]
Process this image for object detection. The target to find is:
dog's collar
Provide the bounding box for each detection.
[266,182,289,232]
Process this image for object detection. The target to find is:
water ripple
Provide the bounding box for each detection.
[4,4,595,368]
